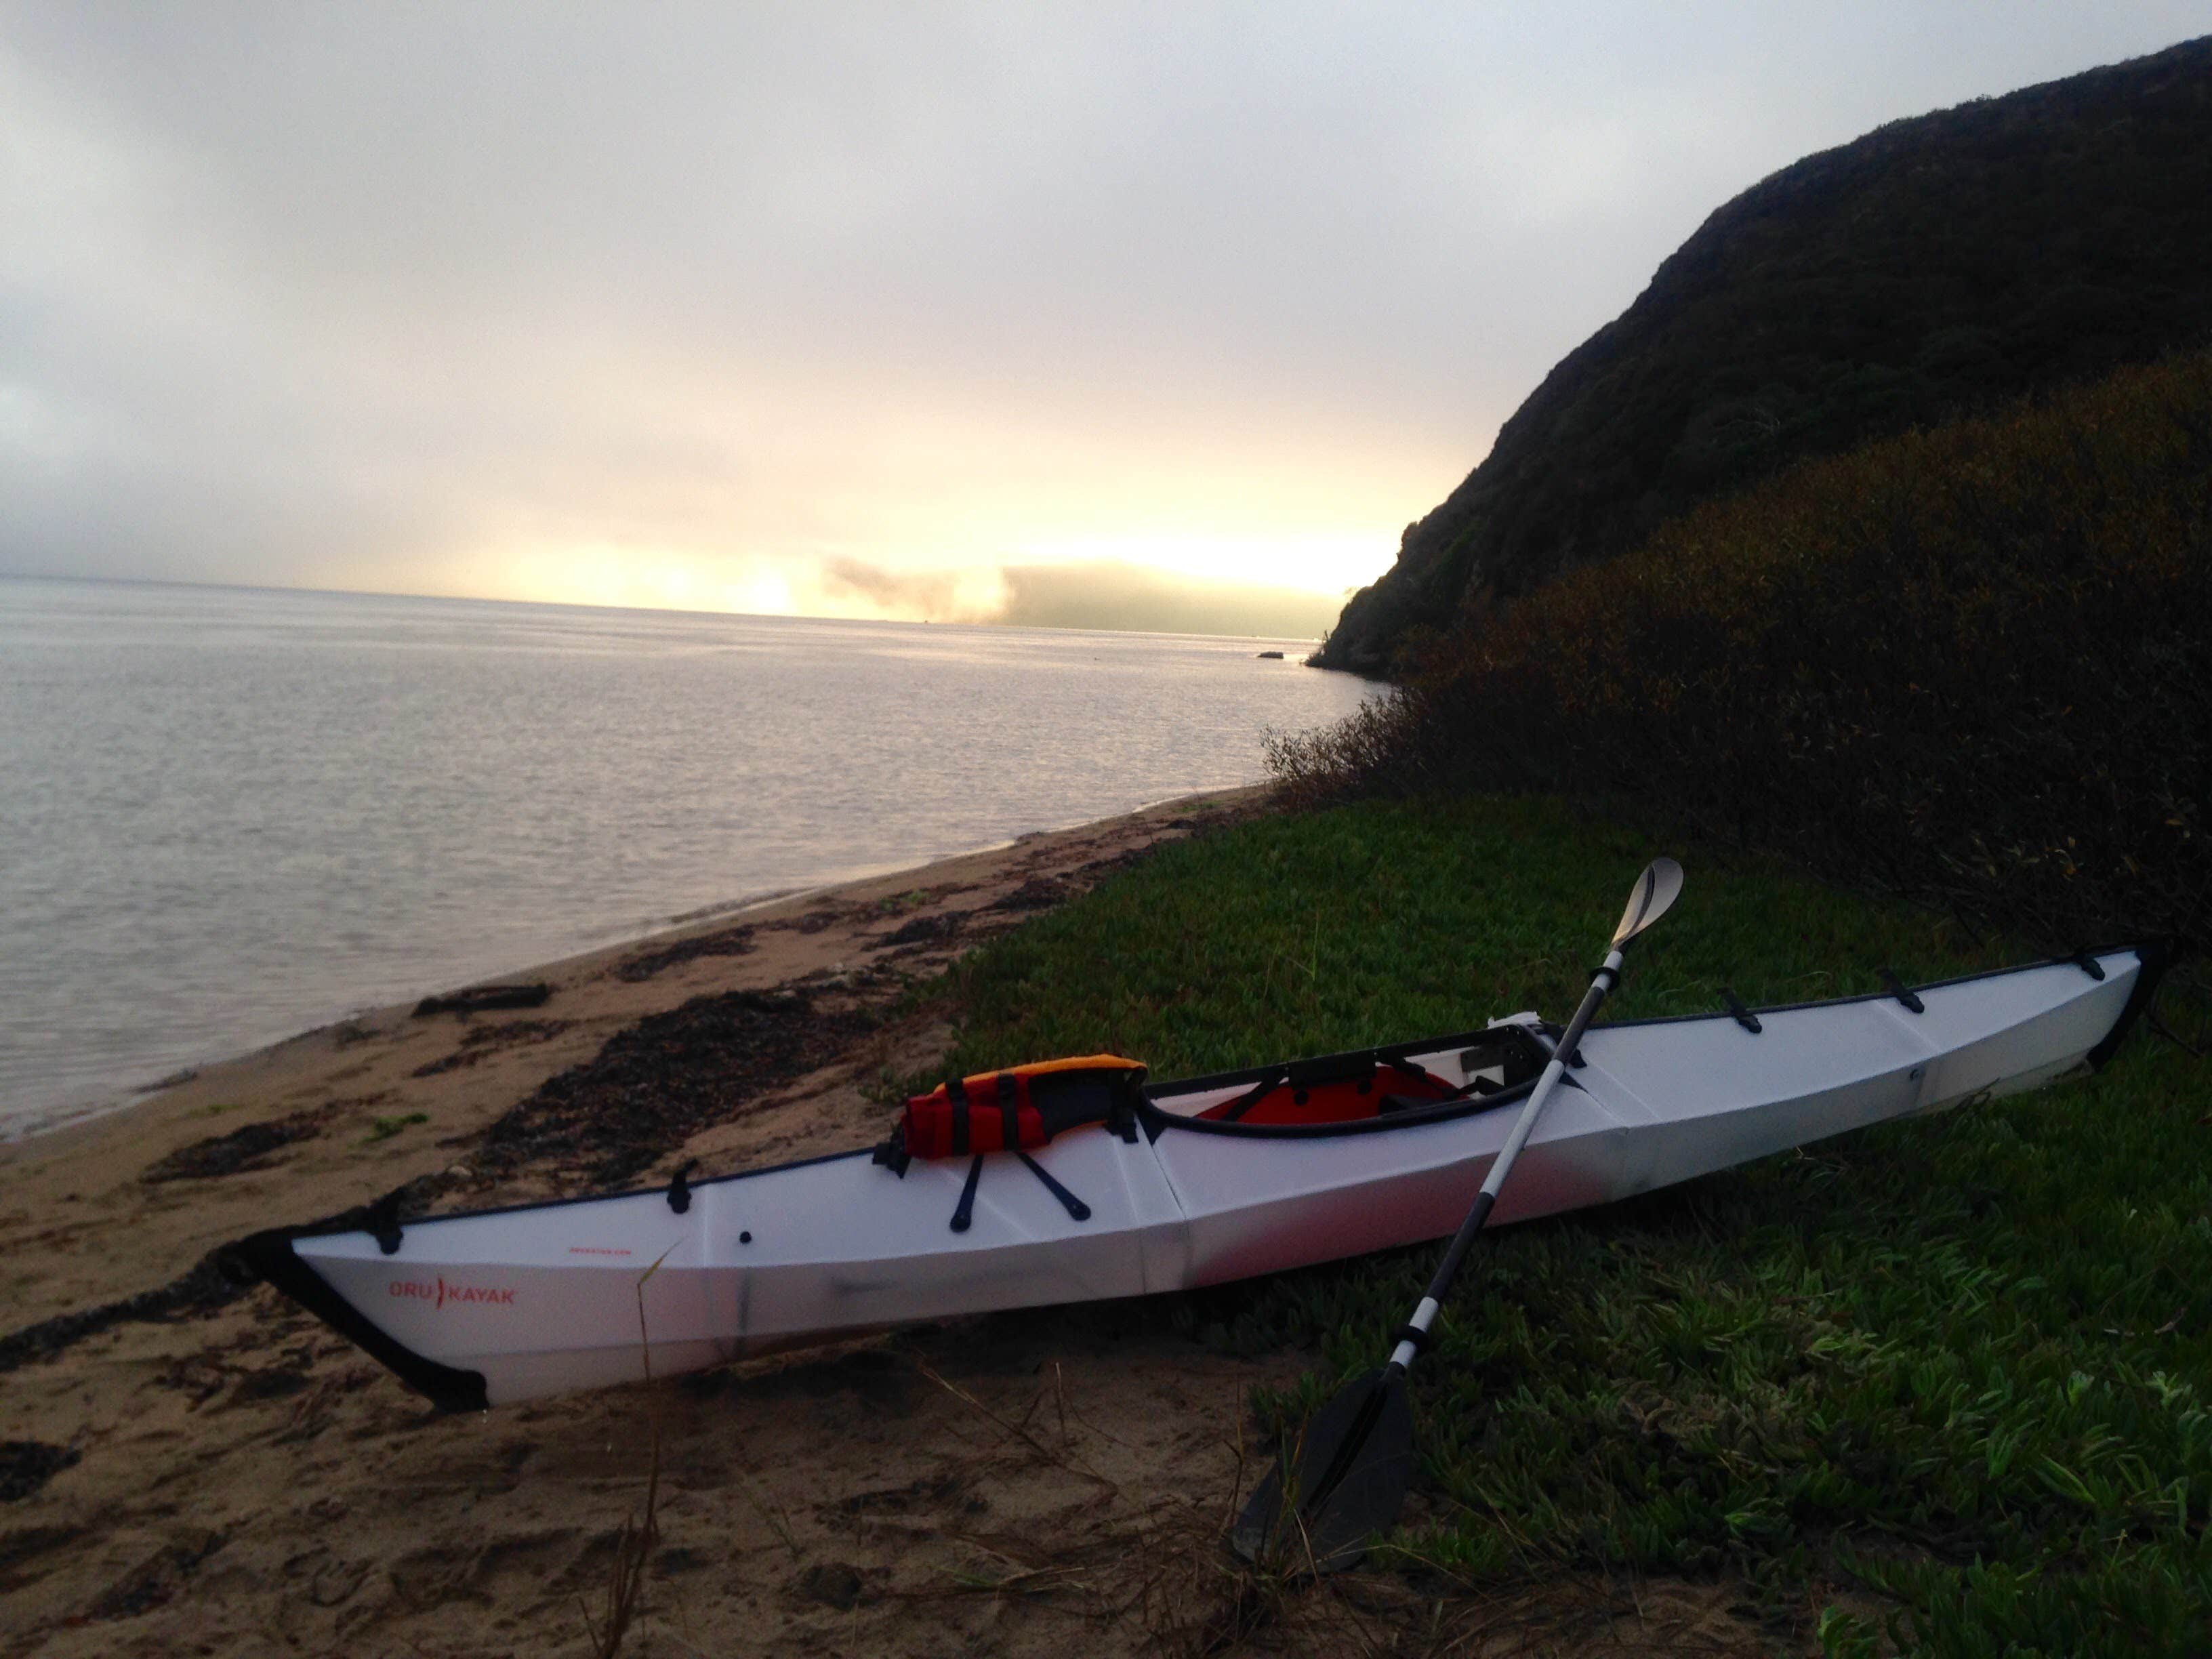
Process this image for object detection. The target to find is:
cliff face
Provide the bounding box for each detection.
[1315,37,2212,674]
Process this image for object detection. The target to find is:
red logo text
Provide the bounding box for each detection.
[387,1275,516,1311]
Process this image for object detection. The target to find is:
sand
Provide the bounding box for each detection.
[0,787,1799,1657]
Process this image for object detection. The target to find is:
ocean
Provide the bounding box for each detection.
[0,576,1379,1140]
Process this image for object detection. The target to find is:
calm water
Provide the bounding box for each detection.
[0,577,1378,1139]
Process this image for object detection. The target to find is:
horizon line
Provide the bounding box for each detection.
[0,568,1329,645]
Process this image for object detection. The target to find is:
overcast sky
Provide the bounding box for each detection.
[3,4,2203,630]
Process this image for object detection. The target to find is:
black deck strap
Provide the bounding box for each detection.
[1877,969,1927,1014]
[1109,1092,1140,1142]
[1722,989,1763,1034]
[1018,1153,1090,1221]
[870,1126,912,1176]
[2066,948,2108,982]
[666,1159,699,1215]
[997,1071,1021,1149]
[1216,1069,1286,1123]
[1377,1053,1478,1099]
[947,1076,971,1156]
[1378,1093,1452,1116]
[364,1191,405,1256]
[949,1153,984,1233]
[1389,1322,1434,1355]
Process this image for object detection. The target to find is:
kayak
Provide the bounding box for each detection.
[227,944,2165,1410]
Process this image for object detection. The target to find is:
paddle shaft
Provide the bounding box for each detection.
[1385,946,1623,1375]
[1233,861,1679,1568]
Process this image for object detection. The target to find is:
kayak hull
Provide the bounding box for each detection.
[232,945,2163,1408]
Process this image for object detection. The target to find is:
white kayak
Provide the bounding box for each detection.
[230,944,2164,1410]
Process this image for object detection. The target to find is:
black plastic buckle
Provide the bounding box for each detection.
[1109,1094,1140,1142]
[666,1158,699,1215]
[1877,969,1926,1014]
[870,1127,912,1177]
[365,1191,405,1256]
[1538,1023,1586,1067]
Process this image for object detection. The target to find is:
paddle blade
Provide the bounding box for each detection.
[1231,1367,1414,1574]
[1612,857,1684,947]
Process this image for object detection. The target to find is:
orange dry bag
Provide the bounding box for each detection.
[871,1054,1147,1174]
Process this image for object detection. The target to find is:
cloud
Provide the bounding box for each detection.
[2,6,2200,618]
[815,559,1007,623]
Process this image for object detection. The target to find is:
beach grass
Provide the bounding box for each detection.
[930,795,2211,1656]
[359,1109,430,1145]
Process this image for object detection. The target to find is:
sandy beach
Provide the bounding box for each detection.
[1,789,1326,1657]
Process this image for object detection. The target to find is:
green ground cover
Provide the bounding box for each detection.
[935,796,2211,1656]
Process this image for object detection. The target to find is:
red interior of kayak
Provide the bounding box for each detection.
[1192,1062,1463,1126]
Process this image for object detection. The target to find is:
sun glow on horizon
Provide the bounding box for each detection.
[1009,531,1388,597]
[465,546,798,619]
[458,544,1011,624]
[438,522,1385,628]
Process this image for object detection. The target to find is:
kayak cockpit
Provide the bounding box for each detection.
[1145,1021,1549,1130]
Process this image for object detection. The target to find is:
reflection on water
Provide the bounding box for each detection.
[0,577,1379,1136]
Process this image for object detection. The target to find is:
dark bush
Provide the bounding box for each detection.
[1273,350,2212,949]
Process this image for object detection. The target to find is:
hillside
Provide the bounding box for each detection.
[1276,348,2212,954]
[1316,35,2212,673]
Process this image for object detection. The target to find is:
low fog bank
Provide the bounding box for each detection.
[816,558,1337,638]
[996,562,1336,638]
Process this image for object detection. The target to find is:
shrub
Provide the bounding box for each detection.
[1272,349,2212,949]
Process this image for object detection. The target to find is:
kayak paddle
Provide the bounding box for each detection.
[1230,857,1684,1572]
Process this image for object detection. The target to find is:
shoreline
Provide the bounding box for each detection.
[1,780,1275,1330]
[4,783,1267,1151]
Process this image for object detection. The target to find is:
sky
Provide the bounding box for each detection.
[2,4,2203,634]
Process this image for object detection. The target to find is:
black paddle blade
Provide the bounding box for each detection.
[1231,1367,1414,1574]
